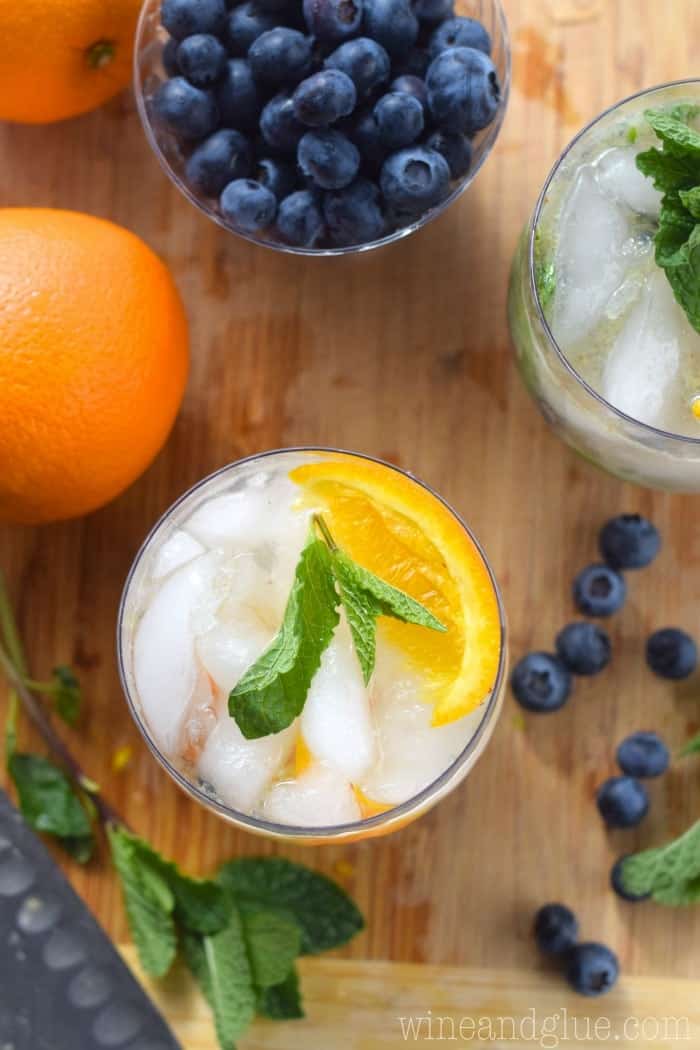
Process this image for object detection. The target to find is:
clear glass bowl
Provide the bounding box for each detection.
[508,79,700,492]
[133,0,511,256]
[117,448,507,844]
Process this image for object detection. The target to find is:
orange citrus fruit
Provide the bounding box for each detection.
[290,455,502,725]
[0,208,189,524]
[0,0,141,124]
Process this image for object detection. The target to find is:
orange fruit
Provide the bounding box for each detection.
[0,208,189,524]
[290,455,502,725]
[0,0,141,124]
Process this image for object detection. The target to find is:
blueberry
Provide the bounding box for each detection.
[162,36,181,76]
[256,156,298,199]
[152,76,219,139]
[344,108,388,173]
[276,189,325,246]
[293,70,357,126]
[426,46,500,134]
[249,28,313,88]
[185,128,252,196]
[573,564,626,618]
[225,1,277,55]
[323,177,385,246]
[374,92,424,148]
[216,59,260,131]
[412,0,453,22]
[393,46,429,77]
[303,0,363,43]
[363,0,419,58]
[389,74,428,109]
[610,856,651,903]
[380,145,449,211]
[566,943,619,997]
[533,904,579,956]
[220,178,277,232]
[424,128,472,178]
[596,776,649,829]
[260,93,305,151]
[298,128,360,188]
[646,628,697,680]
[616,731,669,778]
[161,0,227,40]
[555,622,611,676]
[428,15,491,57]
[599,514,661,570]
[324,38,391,99]
[510,651,572,713]
[177,34,227,87]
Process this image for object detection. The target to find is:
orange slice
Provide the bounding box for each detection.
[290,454,502,725]
[353,785,392,819]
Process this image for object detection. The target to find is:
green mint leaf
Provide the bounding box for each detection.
[241,909,301,990]
[620,819,700,906]
[182,904,256,1050]
[51,665,82,726]
[332,563,382,684]
[108,825,178,977]
[656,222,700,333]
[218,857,364,955]
[229,534,339,739]
[257,966,305,1020]
[645,109,700,158]
[679,186,700,220]
[670,103,700,125]
[679,731,700,758]
[8,753,94,862]
[636,147,699,192]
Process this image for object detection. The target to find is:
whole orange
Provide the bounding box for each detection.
[0,209,189,524]
[0,0,142,124]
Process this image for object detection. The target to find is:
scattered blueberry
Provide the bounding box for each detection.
[248,28,313,88]
[162,36,181,77]
[216,59,261,131]
[599,514,661,570]
[344,108,388,174]
[363,0,419,58]
[161,0,226,40]
[256,156,298,199]
[225,1,277,55]
[610,856,651,903]
[323,177,385,245]
[566,943,619,997]
[303,0,363,43]
[152,76,219,139]
[646,628,697,680]
[185,129,252,196]
[424,128,472,177]
[177,33,227,87]
[389,74,428,109]
[555,622,611,676]
[276,189,325,246]
[380,145,449,212]
[573,564,626,618]
[596,776,649,829]
[412,0,454,23]
[428,15,491,57]
[220,178,277,232]
[534,904,579,956]
[260,93,305,151]
[293,70,357,127]
[510,651,572,713]
[374,92,424,148]
[298,128,360,188]
[616,731,669,778]
[426,46,500,135]
[324,37,391,98]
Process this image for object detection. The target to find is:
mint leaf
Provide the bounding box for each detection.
[51,665,81,726]
[636,147,698,192]
[257,966,304,1020]
[679,731,700,758]
[620,820,700,906]
[8,753,94,862]
[229,535,339,739]
[182,904,256,1049]
[656,223,700,333]
[645,109,700,157]
[218,857,364,955]
[241,909,301,990]
[680,186,700,220]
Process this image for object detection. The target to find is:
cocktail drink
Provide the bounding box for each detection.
[508,80,700,491]
[118,450,505,843]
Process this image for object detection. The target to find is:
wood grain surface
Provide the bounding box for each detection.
[1,0,700,1029]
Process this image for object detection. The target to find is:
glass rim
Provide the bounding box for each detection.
[528,77,700,447]
[117,446,507,840]
[132,0,512,258]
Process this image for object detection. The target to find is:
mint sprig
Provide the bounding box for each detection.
[620,819,700,906]
[679,730,700,758]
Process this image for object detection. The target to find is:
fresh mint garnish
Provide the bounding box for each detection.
[241,909,302,989]
[51,665,82,726]
[637,106,700,333]
[257,965,304,1020]
[620,819,700,906]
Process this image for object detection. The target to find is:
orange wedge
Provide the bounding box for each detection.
[290,455,502,725]
[353,786,392,819]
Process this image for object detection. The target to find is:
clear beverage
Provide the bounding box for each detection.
[508,80,700,491]
[118,449,506,844]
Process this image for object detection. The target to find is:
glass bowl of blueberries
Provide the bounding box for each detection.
[134,0,510,254]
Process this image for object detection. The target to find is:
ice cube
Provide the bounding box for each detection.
[262,764,361,826]
[601,270,684,429]
[551,165,630,346]
[196,616,272,697]
[151,529,205,580]
[596,147,662,217]
[198,718,296,813]
[300,629,376,781]
[185,476,311,556]
[133,552,221,755]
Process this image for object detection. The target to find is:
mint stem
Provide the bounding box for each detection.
[313,514,337,552]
